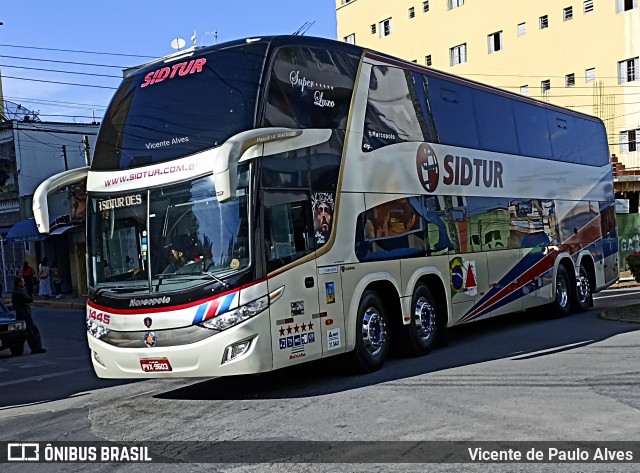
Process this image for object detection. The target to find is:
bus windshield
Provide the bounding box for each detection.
[92,41,268,171]
[88,166,250,292]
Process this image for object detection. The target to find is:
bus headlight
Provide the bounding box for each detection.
[86,316,110,339]
[200,295,268,331]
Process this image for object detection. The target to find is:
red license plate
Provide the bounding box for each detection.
[140,358,172,372]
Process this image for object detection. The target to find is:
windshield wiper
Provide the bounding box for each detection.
[90,284,141,301]
[202,271,230,289]
[157,271,229,289]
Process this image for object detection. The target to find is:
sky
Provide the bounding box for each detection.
[0,0,338,123]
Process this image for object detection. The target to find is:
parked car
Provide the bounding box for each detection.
[0,300,27,356]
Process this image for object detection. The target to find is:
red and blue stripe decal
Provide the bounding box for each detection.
[192,291,240,324]
[456,212,605,324]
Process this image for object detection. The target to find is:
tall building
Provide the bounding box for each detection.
[336,0,640,194]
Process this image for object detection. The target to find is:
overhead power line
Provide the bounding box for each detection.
[1,75,117,89]
[3,95,107,109]
[0,43,155,59]
[0,54,129,69]
[0,64,122,78]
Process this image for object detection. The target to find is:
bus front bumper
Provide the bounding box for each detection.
[87,313,273,379]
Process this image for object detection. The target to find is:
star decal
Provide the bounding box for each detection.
[279,326,285,336]
[301,322,307,332]
[287,325,292,334]
[294,324,300,333]
[308,321,314,330]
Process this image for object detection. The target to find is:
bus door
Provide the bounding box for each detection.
[262,190,323,369]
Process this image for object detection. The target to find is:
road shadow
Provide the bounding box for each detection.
[0,308,138,409]
[155,308,639,401]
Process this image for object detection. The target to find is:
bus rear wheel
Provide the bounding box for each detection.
[574,264,592,312]
[350,291,389,373]
[552,265,573,317]
[401,284,438,357]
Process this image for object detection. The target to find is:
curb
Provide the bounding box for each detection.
[3,298,86,311]
[599,311,640,324]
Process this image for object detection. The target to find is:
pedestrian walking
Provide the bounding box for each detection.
[38,257,52,298]
[11,276,46,354]
[20,261,36,298]
[51,261,62,298]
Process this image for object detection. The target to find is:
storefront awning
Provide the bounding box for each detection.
[48,225,78,236]
[6,215,71,243]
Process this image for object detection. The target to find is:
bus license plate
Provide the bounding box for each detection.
[140,358,172,372]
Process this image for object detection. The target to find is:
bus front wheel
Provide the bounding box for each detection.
[350,291,389,373]
[401,284,438,357]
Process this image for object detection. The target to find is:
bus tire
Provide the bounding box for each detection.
[401,283,438,357]
[574,264,592,312]
[349,290,390,373]
[552,265,573,317]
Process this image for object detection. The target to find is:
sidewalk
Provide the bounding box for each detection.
[2,293,87,310]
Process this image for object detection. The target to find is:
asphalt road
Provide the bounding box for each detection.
[1,288,639,472]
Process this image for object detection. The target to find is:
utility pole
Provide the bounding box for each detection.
[82,135,91,166]
[61,145,68,171]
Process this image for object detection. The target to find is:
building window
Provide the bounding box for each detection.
[520,85,529,96]
[565,73,575,87]
[620,129,640,153]
[564,6,573,20]
[488,31,503,53]
[617,0,638,13]
[585,68,596,83]
[619,57,639,83]
[584,0,594,13]
[344,34,355,44]
[371,24,377,34]
[379,18,392,37]
[425,55,432,66]
[448,0,464,10]
[423,1,430,12]
[450,43,467,66]
[517,22,526,36]
[539,15,549,29]
[409,7,415,18]
[541,79,551,97]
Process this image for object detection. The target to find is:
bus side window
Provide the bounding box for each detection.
[263,191,315,273]
[362,66,427,152]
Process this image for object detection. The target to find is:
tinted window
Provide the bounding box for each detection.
[472,89,519,155]
[576,118,609,166]
[362,66,427,152]
[547,112,581,163]
[427,76,480,149]
[513,101,552,159]
[355,196,426,261]
[508,198,557,248]
[263,46,359,130]
[261,131,344,192]
[466,197,511,252]
[93,42,268,171]
[263,191,315,272]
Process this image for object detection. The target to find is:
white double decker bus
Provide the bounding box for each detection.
[34,36,618,378]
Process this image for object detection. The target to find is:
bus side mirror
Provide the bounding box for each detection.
[213,167,238,203]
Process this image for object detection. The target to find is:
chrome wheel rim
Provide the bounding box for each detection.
[556,275,569,309]
[576,272,590,305]
[361,306,387,357]
[414,296,436,343]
